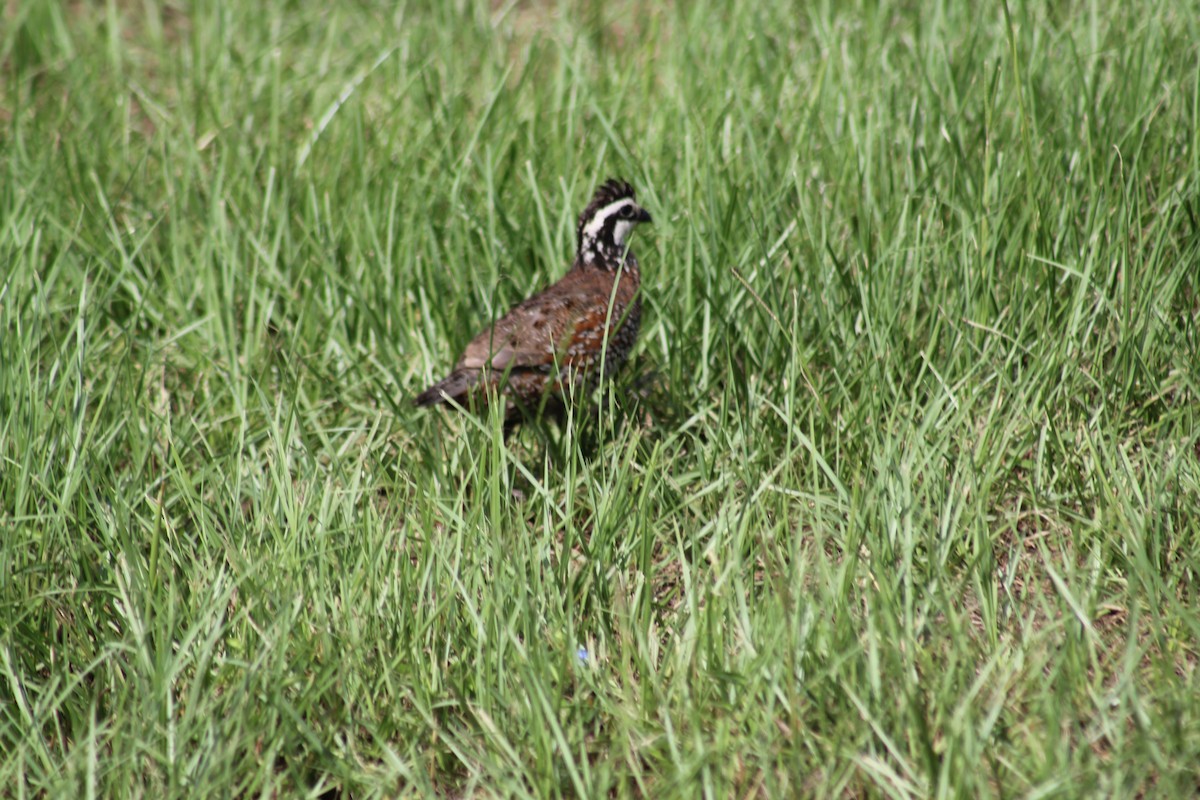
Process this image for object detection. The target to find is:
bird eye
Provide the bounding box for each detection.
[619,206,635,219]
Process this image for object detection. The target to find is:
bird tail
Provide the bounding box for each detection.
[413,369,477,408]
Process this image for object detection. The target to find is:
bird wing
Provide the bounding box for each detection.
[457,273,629,372]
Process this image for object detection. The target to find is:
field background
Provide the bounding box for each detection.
[3,0,1199,797]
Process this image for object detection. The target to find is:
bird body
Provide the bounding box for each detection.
[415,179,652,419]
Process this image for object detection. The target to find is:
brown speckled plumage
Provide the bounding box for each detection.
[415,179,653,419]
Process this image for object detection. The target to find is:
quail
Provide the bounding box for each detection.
[415,178,653,420]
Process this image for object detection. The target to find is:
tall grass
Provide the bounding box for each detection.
[2,0,1198,796]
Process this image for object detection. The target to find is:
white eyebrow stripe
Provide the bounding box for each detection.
[582,198,635,239]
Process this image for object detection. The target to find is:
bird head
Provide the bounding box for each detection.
[576,178,652,264]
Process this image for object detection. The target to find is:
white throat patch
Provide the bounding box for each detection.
[611,219,635,246]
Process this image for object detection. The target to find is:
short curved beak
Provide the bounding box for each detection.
[636,207,653,224]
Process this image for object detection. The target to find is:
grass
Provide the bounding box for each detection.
[2,0,1199,796]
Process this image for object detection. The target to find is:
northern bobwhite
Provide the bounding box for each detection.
[415,178,653,419]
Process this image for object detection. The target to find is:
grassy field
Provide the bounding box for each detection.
[3,0,1199,796]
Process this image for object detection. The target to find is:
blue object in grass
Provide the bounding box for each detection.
[576,647,589,663]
